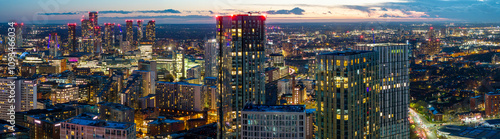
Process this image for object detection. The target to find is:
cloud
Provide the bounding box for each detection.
[98,10,133,14]
[137,9,181,14]
[265,7,305,15]
[379,14,400,18]
[102,15,212,20]
[39,9,182,16]
[381,8,388,11]
[364,0,500,21]
[38,12,79,15]
[343,5,372,13]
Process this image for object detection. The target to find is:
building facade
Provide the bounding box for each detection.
[216,14,267,138]
[156,81,205,112]
[315,50,380,139]
[354,43,410,138]
[0,77,37,120]
[241,104,309,139]
[60,117,136,139]
[485,92,500,116]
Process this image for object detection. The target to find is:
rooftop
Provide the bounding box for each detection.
[318,50,372,56]
[242,104,306,113]
[355,43,407,47]
[148,116,183,125]
[65,118,134,129]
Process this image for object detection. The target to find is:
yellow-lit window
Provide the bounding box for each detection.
[351,60,353,65]
[336,84,341,88]
[363,57,366,62]
[363,98,366,103]
[337,114,341,119]
[336,60,340,66]
[344,84,348,88]
[344,115,349,120]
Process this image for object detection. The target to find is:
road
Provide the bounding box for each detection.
[409,108,437,139]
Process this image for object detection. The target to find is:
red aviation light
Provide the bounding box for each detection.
[430,27,433,30]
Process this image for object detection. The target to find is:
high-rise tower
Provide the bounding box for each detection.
[315,50,380,139]
[49,33,59,57]
[89,12,98,26]
[204,39,218,78]
[68,23,77,53]
[354,43,410,139]
[14,23,23,48]
[216,14,267,138]
[137,20,143,42]
[126,20,134,49]
[146,20,155,42]
[94,26,102,54]
[104,23,115,51]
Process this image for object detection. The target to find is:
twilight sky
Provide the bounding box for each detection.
[2,0,500,24]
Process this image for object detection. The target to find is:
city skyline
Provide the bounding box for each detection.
[3,0,500,24]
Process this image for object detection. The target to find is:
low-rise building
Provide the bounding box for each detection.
[241,104,308,139]
[60,117,136,139]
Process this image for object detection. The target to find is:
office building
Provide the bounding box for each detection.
[216,14,267,138]
[146,20,155,42]
[241,104,310,139]
[315,50,380,139]
[68,23,77,53]
[354,43,410,138]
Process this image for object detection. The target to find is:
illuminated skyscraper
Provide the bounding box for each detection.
[204,39,218,78]
[422,27,441,56]
[49,33,60,57]
[68,23,77,53]
[104,23,115,51]
[89,12,98,26]
[137,20,143,42]
[315,50,380,139]
[354,43,410,139]
[14,22,23,48]
[216,14,266,138]
[94,26,102,54]
[87,12,101,54]
[81,18,94,53]
[146,20,156,42]
[126,20,134,48]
